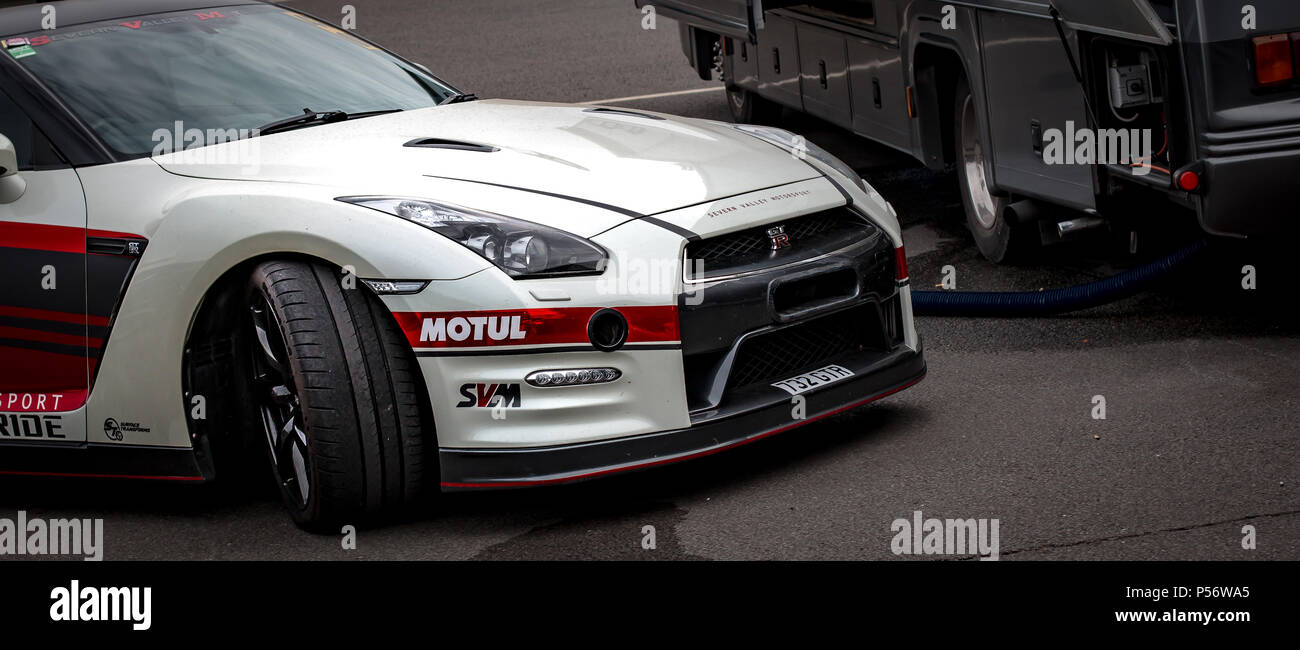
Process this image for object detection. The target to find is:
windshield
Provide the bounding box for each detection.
[5,4,456,156]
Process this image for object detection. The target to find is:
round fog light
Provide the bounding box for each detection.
[587,309,629,352]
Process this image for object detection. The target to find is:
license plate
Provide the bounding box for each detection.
[770,364,855,396]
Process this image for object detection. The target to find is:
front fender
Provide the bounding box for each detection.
[76,160,492,449]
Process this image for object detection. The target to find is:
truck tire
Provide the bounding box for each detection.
[243,260,432,531]
[954,76,1035,263]
[726,84,782,124]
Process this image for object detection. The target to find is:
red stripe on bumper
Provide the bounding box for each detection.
[393,305,679,350]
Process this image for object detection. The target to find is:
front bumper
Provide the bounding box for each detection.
[395,177,923,487]
[439,341,924,488]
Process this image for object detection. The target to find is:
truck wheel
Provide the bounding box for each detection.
[243,260,432,531]
[727,84,782,124]
[954,77,1035,263]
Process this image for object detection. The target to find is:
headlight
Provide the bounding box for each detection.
[731,123,868,192]
[339,197,607,279]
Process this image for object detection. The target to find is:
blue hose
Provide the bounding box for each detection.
[910,239,1209,317]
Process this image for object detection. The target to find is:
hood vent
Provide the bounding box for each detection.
[404,138,499,152]
[583,107,665,121]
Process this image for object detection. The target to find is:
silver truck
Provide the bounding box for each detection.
[643,0,1300,262]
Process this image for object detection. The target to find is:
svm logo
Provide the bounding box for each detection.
[457,384,522,408]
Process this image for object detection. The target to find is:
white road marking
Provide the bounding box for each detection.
[582,86,724,106]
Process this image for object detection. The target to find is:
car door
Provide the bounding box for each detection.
[0,85,90,442]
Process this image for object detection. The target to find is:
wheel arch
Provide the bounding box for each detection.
[184,250,362,349]
[906,4,991,176]
[182,250,439,485]
[911,40,966,169]
[181,252,347,480]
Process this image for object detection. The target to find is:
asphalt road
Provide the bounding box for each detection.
[2,0,1296,561]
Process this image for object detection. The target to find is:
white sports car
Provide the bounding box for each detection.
[0,0,924,529]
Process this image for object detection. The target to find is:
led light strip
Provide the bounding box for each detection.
[526,368,621,387]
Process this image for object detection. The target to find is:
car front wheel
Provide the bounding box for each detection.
[244,260,432,531]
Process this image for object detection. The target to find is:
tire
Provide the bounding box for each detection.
[726,84,782,124]
[954,76,1035,263]
[243,260,432,531]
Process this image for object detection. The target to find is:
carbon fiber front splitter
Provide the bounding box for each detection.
[438,344,925,489]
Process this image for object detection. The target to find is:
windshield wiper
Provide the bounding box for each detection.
[256,108,405,136]
[257,109,348,135]
[439,93,479,106]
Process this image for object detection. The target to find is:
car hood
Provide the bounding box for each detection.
[153,99,820,218]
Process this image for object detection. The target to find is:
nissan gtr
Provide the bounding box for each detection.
[0,0,925,529]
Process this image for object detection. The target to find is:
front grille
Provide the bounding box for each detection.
[688,227,771,265]
[727,305,887,390]
[685,207,877,280]
[785,212,844,240]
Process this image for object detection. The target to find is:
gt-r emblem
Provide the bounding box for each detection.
[767,225,791,250]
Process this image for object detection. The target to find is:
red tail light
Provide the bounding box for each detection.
[1253,34,1294,86]
[894,245,909,282]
